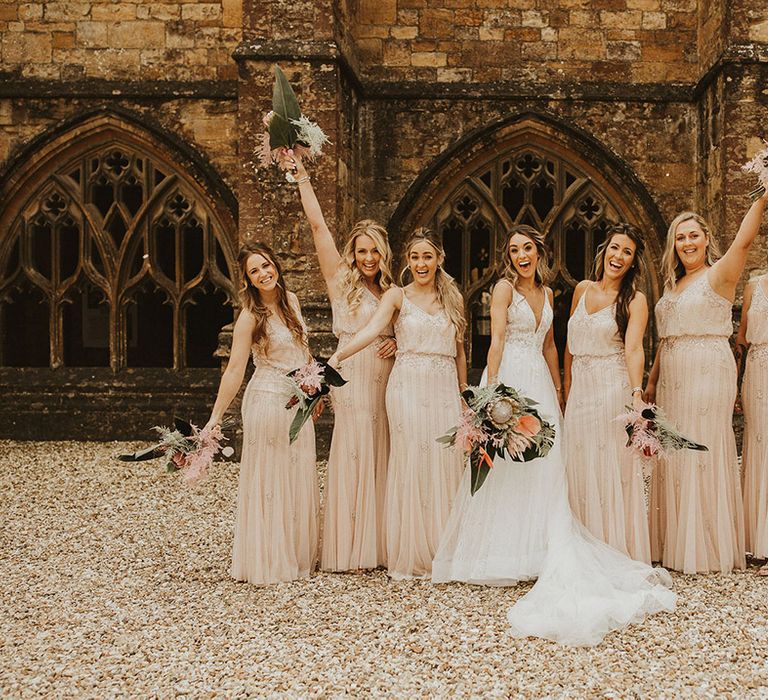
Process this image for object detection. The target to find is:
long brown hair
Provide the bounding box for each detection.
[661,211,721,290]
[238,241,306,354]
[336,219,395,312]
[497,224,551,287]
[593,223,647,340]
[399,228,466,337]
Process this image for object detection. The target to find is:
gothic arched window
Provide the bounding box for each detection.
[0,123,238,371]
[394,120,663,375]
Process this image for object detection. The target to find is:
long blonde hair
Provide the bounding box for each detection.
[497,224,551,288]
[661,211,722,290]
[399,228,466,337]
[336,219,394,313]
[238,241,306,354]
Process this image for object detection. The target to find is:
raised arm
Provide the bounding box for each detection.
[485,280,513,383]
[624,291,649,410]
[292,154,343,297]
[541,287,563,409]
[330,287,402,365]
[205,309,257,428]
[563,280,589,402]
[710,193,767,299]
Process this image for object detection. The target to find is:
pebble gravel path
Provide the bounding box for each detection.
[1,441,767,698]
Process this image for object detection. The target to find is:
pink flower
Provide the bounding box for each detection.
[454,408,488,453]
[516,414,541,438]
[506,432,532,456]
[294,360,325,396]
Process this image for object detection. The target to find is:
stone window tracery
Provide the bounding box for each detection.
[0,143,237,370]
[422,145,651,371]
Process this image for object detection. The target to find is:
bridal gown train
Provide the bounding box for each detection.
[432,286,676,647]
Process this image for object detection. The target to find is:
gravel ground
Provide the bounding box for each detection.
[1,441,767,699]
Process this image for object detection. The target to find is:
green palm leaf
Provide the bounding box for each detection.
[272,65,301,122]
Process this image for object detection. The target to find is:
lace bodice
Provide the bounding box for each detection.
[747,277,768,346]
[504,285,552,352]
[251,311,309,373]
[394,293,456,358]
[567,290,623,357]
[332,285,393,339]
[655,271,732,340]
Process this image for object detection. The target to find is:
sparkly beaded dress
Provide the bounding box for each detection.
[564,288,650,563]
[650,270,746,573]
[432,285,675,646]
[742,276,768,560]
[231,306,320,585]
[323,286,393,571]
[384,291,464,579]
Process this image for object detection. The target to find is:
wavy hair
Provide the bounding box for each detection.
[399,228,466,337]
[497,224,551,288]
[238,241,306,354]
[661,211,722,290]
[593,222,647,341]
[336,219,394,313]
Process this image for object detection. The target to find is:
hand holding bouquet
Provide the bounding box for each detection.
[617,403,707,460]
[258,65,330,178]
[742,140,768,201]
[285,359,347,444]
[118,417,235,487]
[438,383,556,495]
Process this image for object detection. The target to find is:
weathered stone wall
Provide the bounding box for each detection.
[0,0,242,81]
[348,0,699,86]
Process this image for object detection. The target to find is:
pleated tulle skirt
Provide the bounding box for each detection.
[650,336,745,573]
[565,353,651,563]
[231,372,319,585]
[743,344,768,559]
[322,343,392,571]
[384,353,463,579]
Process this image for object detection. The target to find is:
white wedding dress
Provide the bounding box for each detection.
[432,287,676,647]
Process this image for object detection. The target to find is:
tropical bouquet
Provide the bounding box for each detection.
[258,64,330,178]
[437,383,556,496]
[616,403,708,460]
[118,416,235,487]
[285,359,347,444]
[742,140,768,201]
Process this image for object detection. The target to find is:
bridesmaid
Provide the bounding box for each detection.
[645,194,767,573]
[735,272,768,575]
[563,223,651,563]
[329,229,467,579]
[291,154,396,572]
[206,241,319,585]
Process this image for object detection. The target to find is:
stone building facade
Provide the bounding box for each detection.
[0,0,766,438]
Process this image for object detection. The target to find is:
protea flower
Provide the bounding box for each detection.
[487,396,518,429]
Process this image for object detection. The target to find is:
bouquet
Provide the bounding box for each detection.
[742,140,768,201]
[285,359,347,444]
[437,383,556,495]
[616,403,708,460]
[118,417,235,487]
[258,65,330,177]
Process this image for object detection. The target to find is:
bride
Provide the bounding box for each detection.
[432,224,676,647]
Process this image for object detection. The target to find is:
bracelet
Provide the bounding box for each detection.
[295,175,310,185]
[631,386,643,395]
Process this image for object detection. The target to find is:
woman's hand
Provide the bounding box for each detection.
[288,149,308,179]
[643,382,656,405]
[632,392,645,412]
[377,336,397,359]
[312,398,325,422]
[327,352,341,370]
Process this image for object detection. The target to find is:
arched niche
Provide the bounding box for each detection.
[388,113,666,372]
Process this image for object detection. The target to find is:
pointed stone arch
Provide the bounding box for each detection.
[0,109,239,371]
[388,112,666,371]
